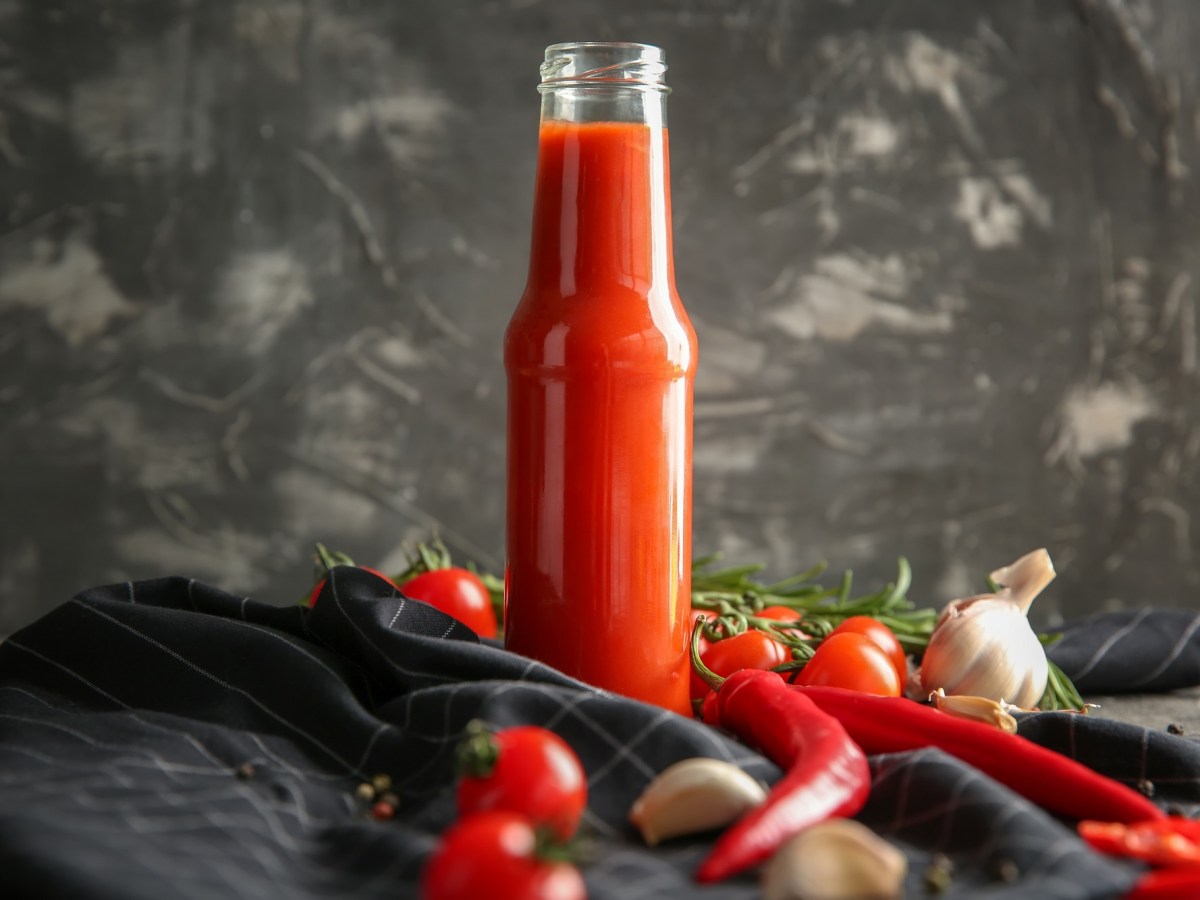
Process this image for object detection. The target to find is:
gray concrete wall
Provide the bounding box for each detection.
[1,0,1197,633]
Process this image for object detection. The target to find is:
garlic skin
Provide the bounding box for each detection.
[919,549,1055,709]
[762,818,907,900]
[628,757,767,846]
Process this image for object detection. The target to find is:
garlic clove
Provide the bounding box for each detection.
[930,688,1019,733]
[628,757,767,846]
[762,818,907,900]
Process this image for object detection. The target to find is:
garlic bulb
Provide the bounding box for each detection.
[918,549,1055,709]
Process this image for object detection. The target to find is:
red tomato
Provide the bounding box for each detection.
[829,616,907,682]
[401,568,499,638]
[690,629,789,701]
[797,632,902,696]
[306,567,395,608]
[457,726,587,842]
[420,811,586,900]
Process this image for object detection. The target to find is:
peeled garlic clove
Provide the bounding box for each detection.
[763,818,907,900]
[628,757,767,846]
[930,688,1019,733]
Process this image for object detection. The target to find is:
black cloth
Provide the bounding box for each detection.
[0,572,1193,899]
[1049,609,1200,695]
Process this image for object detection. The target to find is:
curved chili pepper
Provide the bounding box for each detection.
[1123,867,1200,899]
[795,685,1163,825]
[694,669,870,883]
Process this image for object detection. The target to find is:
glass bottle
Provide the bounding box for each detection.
[504,42,698,716]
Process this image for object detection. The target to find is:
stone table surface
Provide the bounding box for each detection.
[1087,687,1200,733]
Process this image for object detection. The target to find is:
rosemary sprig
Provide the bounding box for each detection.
[1038,651,1088,712]
[690,554,936,654]
[1036,633,1073,711]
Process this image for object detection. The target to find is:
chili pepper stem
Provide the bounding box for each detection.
[691,616,726,692]
[532,829,581,864]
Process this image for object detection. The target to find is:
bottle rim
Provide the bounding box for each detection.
[539,42,669,93]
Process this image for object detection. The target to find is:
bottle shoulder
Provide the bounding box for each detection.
[505,286,696,375]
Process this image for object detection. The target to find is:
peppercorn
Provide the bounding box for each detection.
[355,782,375,802]
[993,858,1019,883]
[372,774,392,794]
[371,801,395,821]
[924,854,954,894]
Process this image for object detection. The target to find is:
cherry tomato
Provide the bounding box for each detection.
[797,632,902,696]
[690,629,789,701]
[829,616,908,682]
[306,567,395,608]
[401,568,499,638]
[421,811,586,900]
[457,726,587,842]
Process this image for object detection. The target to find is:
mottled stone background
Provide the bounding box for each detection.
[1,0,1197,635]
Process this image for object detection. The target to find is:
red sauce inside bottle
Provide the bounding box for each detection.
[504,120,697,716]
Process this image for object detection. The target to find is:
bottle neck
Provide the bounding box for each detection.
[526,59,674,299]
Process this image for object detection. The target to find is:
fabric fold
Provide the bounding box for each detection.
[0,573,1176,898]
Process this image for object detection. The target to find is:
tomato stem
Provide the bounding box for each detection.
[455,720,501,779]
[314,542,355,575]
[389,536,454,584]
[533,829,582,864]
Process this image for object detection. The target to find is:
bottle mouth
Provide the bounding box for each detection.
[539,42,669,93]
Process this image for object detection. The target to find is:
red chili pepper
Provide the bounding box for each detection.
[699,689,721,727]
[1078,820,1129,856]
[1081,817,1200,868]
[693,669,871,883]
[795,685,1163,825]
[1124,867,1200,899]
